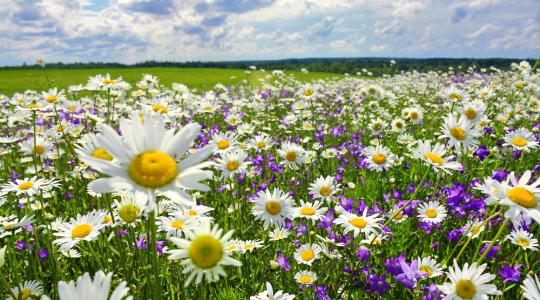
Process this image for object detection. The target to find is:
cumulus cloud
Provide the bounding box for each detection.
[0,0,537,65]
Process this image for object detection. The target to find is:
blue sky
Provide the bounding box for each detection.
[0,0,539,66]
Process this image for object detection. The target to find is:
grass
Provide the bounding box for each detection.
[0,67,350,95]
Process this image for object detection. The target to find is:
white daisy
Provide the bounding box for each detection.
[251,188,293,229]
[78,111,214,211]
[411,140,461,174]
[364,145,396,172]
[507,228,539,251]
[215,150,251,179]
[290,200,327,222]
[250,282,295,300]
[439,114,481,153]
[437,260,501,300]
[417,201,447,224]
[167,221,241,286]
[522,274,540,300]
[416,256,443,278]
[52,210,108,252]
[503,128,539,152]
[56,271,132,300]
[277,142,306,170]
[294,243,322,266]
[333,208,382,237]
[295,270,318,286]
[496,170,540,223]
[309,176,341,201]
[8,280,43,300]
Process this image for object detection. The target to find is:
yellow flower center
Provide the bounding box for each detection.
[46,95,58,103]
[450,93,462,101]
[464,108,477,120]
[410,112,419,120]
[507,187,537,208]
[256,141,267,149]
[71,224,92,239]
[300,207,316,216]
[27,103,42,109]
[188,234,223,269]
[68,106,77,112]
[304,88,314,97]
[373,153,386,164]
[300,249,314,261]
[188,209,198,217]
[20,289,32,300]
[516,237,529,247]
[420,265,433,276]
[217,140,230,150]
[265,201,282,215]
[515,82,524,89]
[450,127,466,141]
[56,125,66,132]
[455,279,477,299]
[152,104,168,114]
[368,87,376,94]
[425,153,444,166]
[471,226,481,235]
[102,215,112,224]
[511,137,527,147]
[349,217,367,228]
[118,204,140,223]
[286,151,297,161]
[128,150,177,188]
[299,275,312,284]
[18,182,34,190]
[92,148,113,161]
[102,79,116,84]
[226,160,239,171]
[319,186,332,197]
[394,211,403,220]
[425,209,438,218]
[171,220,185,229]
[395,122,403,128]
[34,145,45,154]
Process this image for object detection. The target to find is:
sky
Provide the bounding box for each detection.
[0,0,539,66]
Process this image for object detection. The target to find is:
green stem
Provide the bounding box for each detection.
[477,218,510,264]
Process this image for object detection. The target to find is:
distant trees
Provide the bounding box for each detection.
[1,57,534,75]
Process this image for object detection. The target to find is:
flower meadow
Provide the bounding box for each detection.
[0,62,539,300]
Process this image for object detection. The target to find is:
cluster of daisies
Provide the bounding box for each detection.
[0,60,540,299]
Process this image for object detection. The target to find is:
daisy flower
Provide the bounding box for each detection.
[295,270,318,286]
[473,177,505,205]
[369,118,387,134]
[250,134,273,152]
[251,188,293,229]
[56,271,132,300]
[416,256,443,278]
[333,208,382,237]
[114,192,148,224]
[439,114,480,153]
[78,112,214,210]
[215,150,251,179]
[437,260,501,300]
[294,243,322,266]
[364,145,396,172]
[417,201,447,224]
[503,128,539,151]
[239,239,264,253]
[1,177,58,197]
[76,133,115,162]
[522,274,540,300]
[211,132,238,153]
[391,118,406,132]
[268,228,290,241]
[463,219,485,239]
[309,176,341,201]
[182,205,215,221]
[507,228,539,251]
[158,211,197,238]
[496,170,540,223]
[42,87,65,104]
[459,100,485,123]
[8,280,43,300]
[167,221,241,286]
[277,142,306,170]
[411,140,461,174]
[20,135,52,159]
[444,86,470,103]
[52,210,108,252]
[291,200,327,222]
[250,282,295,300]
[407,107,423,124]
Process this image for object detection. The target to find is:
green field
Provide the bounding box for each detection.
[0,67,350,95]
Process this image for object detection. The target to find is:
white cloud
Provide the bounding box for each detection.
[369,44,389,52]
[466,24,497,39]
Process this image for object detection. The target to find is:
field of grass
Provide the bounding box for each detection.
[0,67,350,95]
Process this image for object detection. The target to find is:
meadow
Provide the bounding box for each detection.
[0,68,349,96]
[0,62,539,300]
